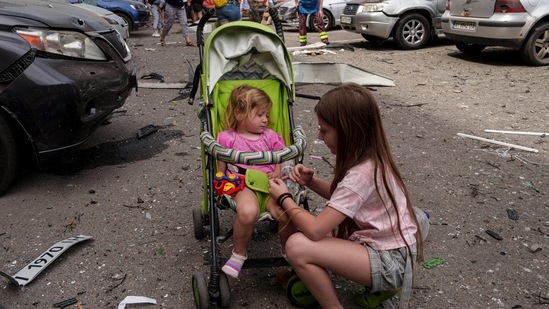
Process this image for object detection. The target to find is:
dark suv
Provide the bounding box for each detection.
[0,0,137,195]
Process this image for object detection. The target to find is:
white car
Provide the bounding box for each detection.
[277,0,354,31]
[441,0,549,66]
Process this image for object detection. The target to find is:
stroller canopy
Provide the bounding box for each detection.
[203,21,294,96]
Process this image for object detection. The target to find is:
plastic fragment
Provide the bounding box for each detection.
[506,208,519,220]
[422,257,445,269]
[486,230,503,240]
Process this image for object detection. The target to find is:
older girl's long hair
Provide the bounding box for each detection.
[315,83,423,261]
[224,85,272,130]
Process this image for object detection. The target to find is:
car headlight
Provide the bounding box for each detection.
[131,4,147,10]
[103,17,119,25]
[359,2,388,13]
[15,28,107,60]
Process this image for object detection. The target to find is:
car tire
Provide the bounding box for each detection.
[308,9,333,32]
[520,22,549,66]
[0,112,17,196]
[455,41,486,54]
[116,13,133,32]
[393,13,430,50]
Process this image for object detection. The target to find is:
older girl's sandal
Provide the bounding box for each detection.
[186,41,195,47]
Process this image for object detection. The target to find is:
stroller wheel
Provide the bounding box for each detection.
[219,272,231,308]
[192,272,209,309]
[286,273,318,308]
[193,207,204,239]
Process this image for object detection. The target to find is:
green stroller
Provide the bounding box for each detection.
[189,12,318,309]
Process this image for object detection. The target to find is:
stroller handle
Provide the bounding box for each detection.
[200,127,307,165]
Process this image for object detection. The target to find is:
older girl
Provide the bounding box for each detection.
[268,83,424,309]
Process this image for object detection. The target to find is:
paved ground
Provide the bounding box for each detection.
[1,19,549,309]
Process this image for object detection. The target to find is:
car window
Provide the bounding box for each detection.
[83,0,97,5]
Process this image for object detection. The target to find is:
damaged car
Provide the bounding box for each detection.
[0,0,137,195]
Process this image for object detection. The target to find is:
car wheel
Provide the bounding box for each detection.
[455,41,486,54]
[361,34,383,45]
[393,13,430,50]
[520,22,549,66]
[308,9,333,32]
[0,112,17,196]
[116,13,133,32]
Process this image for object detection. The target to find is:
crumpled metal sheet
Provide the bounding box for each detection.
[292,62,395,87]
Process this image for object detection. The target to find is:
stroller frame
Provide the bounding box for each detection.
[190,10,316,309]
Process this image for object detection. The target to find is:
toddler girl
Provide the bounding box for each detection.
[217,85,286,278]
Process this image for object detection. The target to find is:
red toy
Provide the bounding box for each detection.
[214,172,245,196]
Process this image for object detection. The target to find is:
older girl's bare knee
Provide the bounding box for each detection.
[285,233,309,259]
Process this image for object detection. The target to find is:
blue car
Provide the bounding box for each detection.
[82,0,149,31]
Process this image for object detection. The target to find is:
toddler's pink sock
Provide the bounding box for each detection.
[222,251,247,278]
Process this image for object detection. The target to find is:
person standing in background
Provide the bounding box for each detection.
[189,0,204,25]
[160,0,195,46]
[247,0,261,22]
[295,0,329,46]
[215,0,241,25]
[149,0,165,37]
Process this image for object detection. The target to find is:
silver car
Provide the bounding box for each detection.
[340,0,446,50]
[441,0,549,66]
[277,0,354,31]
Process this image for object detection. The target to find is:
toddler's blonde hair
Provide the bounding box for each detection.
[224,85,272,130]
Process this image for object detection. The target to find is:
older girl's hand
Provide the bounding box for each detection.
[268,178,289,200]
[288,164,314,186]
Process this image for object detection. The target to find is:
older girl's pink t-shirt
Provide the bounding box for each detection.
[217,129,286,174]
[327,159,417,251]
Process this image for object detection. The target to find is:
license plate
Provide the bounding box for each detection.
[452,21,475,31]
[341,16,352,24]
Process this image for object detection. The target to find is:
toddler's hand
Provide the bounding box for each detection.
[288,164,313,186]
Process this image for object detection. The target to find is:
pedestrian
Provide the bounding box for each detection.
[268,83,425,308]
[247,0,261,22]
[148,0,165,37]
[295,0,329,46]
[160,0,195,46]
[214,0,241,25]
[188,0,204,25]
[216,85,286,279]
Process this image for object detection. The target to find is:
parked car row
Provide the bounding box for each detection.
[75,0,149,32]
[0,0,137,195]
[336,0,549,66]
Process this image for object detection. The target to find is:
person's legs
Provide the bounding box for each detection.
[285,233,373,308]
[176,7,193,45]
[312,11,329,44]
[248,0,261,22]
[151,4,160,35]
[160,4,176,44]
[231,187,260,256]
[221,187,259,278]
[298,12,308,46]
[265,198,297,255]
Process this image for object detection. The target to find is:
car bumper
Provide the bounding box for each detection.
[2,54,136,166]
[340,11,397,39]
[134,10,149,29]
[441,13,533,48]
